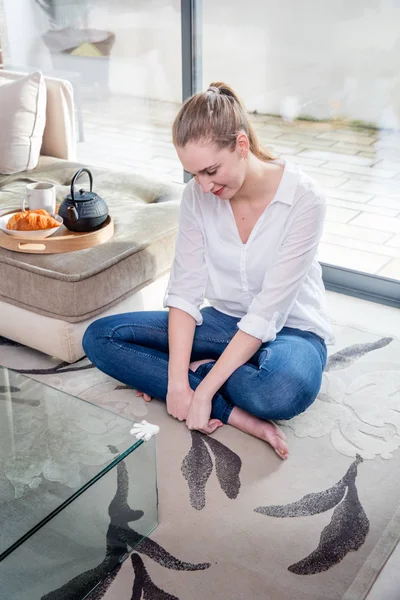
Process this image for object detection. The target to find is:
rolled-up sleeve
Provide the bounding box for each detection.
[163,183,208,325]
[238,194,326,343]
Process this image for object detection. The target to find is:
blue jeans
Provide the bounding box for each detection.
[82,306,327,424]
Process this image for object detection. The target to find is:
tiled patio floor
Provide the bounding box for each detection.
[77,94,400,279]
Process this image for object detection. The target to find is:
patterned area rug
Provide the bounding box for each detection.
[1,311,400,600]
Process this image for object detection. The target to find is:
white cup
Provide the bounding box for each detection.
[23,182,56,214]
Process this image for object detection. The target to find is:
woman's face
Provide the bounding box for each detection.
[176,139,246,200]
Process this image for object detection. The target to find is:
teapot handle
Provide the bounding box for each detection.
[70,168,93,204]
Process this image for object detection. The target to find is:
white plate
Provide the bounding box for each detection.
[0,212,63,238]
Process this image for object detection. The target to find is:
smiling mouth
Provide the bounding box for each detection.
[213,186,225,195]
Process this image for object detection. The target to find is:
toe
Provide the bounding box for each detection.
[275,448,288,460]
[270,421,286,441]
[275,439,289,460]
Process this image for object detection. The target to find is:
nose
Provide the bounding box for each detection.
[195,174,214,194]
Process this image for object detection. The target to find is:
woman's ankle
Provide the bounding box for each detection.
[227,407,289,458]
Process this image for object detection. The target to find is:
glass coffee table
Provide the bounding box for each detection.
[0,366,158,600]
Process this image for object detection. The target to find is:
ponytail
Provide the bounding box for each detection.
[173,81,275,162]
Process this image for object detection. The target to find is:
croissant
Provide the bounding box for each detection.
[7,209,59,231]
[28,209,49,217]
[7,211,28,230]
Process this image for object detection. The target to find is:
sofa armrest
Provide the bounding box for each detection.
[41,75,76,161]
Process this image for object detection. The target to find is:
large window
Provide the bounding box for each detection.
[1,0,398,304]
[192,0,400,301]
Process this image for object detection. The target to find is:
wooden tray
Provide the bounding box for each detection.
[0,210,114,254]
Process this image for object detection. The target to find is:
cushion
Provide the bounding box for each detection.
[0,72,47,175]
[0,69,76,161]
[0,159,183,322]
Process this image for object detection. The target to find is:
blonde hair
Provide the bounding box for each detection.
[172,81,275,161]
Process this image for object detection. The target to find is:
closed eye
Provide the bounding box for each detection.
[188,167,218,177]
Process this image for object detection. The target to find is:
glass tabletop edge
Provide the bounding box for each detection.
[0,438,145,563]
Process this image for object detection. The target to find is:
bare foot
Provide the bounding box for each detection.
[228,406,289,460]
[136,390,152,402]
[189,358,215,372]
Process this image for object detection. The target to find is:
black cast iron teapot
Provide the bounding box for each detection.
[59,168,109,232]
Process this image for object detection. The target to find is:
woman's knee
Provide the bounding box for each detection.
[273,371,321,420]
[252,367,322,421]
[82,310,169,361]
[256,341,324,419]
[82,316,113,359]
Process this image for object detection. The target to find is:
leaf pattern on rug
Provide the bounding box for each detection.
[0,335,92,375]
[255,455,370,575]
[0,382,41,407]
[203,436,241,500]
[15,358,94,376]
[41,446,209,600]
[0,335,22,347]
[181,431,213,510]
[106,446,210,573]
[278,337,400,460]
[181,431,242,510]
[41,551,120,600]
[0,384,20,393]
[135,535,210,571]
[255,479,347,518]
[130,554,178,600]
[325,337,393,372]
[84,566,122,600]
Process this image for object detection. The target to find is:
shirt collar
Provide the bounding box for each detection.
[269,158,298,206]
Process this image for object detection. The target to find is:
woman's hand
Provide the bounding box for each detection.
[185,389,223,435]
[136,383,193,421]
[166,382,195,422]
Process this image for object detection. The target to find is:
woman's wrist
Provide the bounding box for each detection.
[167,375,190,392]
[193,382,214,402]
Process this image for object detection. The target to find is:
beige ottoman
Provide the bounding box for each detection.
[0,160,182,362]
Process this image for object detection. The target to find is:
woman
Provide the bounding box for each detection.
[83,82,334,460]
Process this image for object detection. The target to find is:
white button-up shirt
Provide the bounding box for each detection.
[164,158,335,345]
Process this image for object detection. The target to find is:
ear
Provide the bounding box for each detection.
[236,131,249,156]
